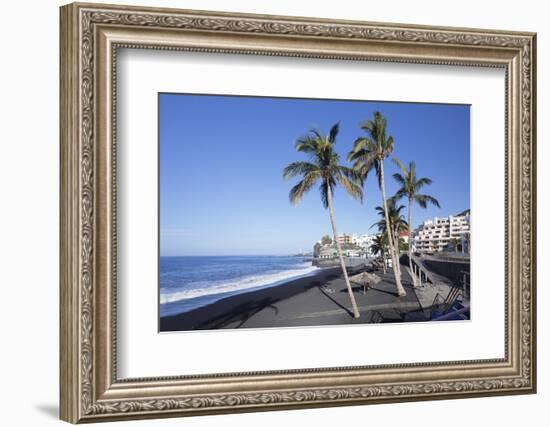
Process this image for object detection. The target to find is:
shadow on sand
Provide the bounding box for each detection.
[195,297,280,329]
[160,271,343,331]
[318,285,354,317]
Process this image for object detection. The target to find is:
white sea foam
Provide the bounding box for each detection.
[160,264,320,305]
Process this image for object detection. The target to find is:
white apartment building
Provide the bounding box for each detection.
[323,233,378,257]
[412,210,470,253]
[353,233,378,256]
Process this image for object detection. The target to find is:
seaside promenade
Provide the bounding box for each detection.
[160,264,437,331]
[235,268,426,328]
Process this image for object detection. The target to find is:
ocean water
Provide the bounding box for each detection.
[160,256,319,317]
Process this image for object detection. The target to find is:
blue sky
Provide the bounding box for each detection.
[159,93,470,256]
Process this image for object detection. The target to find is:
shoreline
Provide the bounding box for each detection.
[159,256,470,331]
[160,265,357,331]
[160,264,325,317]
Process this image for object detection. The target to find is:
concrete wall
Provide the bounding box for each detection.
[422,259,470,285]
[312,257,369,268]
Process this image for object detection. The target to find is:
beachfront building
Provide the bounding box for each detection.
[343,248,361,257]
[318,246,338,259]
[336,233,353,246]
[412,210,470,253]
[315,233,379,259]
[352,233,374,249]
[352,233,378,256]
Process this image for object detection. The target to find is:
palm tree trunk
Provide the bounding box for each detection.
[379,161,406,296]
[382,249,387,274]
[326,182,360,318]
[392,225,402,277]
[407,198,418,287]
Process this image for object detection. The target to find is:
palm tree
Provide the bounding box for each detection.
[391,159,440,287]
[372,199,408,278]
[283,123,363,318]
[397,236,409,252]
[370,234,388,274]
[321,235,333,246]
[348,111,406,296]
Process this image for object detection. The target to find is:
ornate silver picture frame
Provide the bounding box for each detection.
[60,2,536,423]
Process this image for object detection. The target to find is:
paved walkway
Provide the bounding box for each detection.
[232,266,427,328]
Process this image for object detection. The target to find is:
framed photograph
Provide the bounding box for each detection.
[60,2,537,423]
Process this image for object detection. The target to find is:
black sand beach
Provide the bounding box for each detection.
[160,265,427,332]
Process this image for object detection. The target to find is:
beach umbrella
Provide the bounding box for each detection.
[351,272,381,295]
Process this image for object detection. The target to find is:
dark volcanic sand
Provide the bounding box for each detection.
[160,265,426,332]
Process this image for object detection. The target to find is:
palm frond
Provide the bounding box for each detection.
[338,165,364,185]
[288,171,321,205]
[350,154,376,176]
[370,218,386,231]
[335,170,363,202]
[415,194,440,209]
[294,134,320,154]
[347,137,373,161]
[393,201,406,214]
[391,188,408,203]
[392,172,406,186]
[309,129,324,142]
[414,177,433,191]
[282,161,319,180]
[328,122,340,144]
[359,119,375,135]
[385,135,394,154]
[392,156,407,176]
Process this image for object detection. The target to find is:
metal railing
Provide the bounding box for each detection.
[409,255,438,285]
[460,270,470,300]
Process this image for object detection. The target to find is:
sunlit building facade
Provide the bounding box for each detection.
[412,210,470,253]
